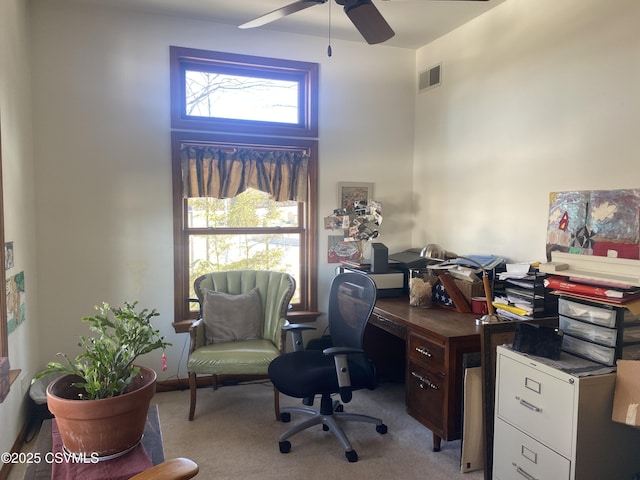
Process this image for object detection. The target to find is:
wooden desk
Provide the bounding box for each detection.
[368,297,481,452]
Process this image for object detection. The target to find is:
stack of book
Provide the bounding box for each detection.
[543,275,640,305]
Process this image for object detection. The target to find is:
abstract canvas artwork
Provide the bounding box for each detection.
[546,189,640,261]
[7,271,25,334]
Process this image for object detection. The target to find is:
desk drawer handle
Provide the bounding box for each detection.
[411,371,439,390]
[517,396,542,413]
[375,315,395,327]
[415,346,432,358]
[515,465,538,480]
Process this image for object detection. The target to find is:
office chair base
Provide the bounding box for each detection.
[279,439,359,463]
[277,407,387,462]
[279,399,343,423]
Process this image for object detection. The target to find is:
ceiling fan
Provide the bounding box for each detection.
[239,0,489,45]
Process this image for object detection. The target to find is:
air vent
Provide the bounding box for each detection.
[419,64,441,92]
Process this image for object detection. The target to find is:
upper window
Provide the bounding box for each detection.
[185,71,300,124]
[170,47,318,137]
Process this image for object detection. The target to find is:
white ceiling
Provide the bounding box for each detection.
[71,0,507,49]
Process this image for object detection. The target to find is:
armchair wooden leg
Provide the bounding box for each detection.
[188,372,197,421]
[274,387,280,421]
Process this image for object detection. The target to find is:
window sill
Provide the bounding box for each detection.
[286,311,321,323]
[0,368,21,404]
[172,320,194,334]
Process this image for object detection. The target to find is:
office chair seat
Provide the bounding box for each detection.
[269,350,377,399]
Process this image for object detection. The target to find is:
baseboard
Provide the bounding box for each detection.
[156,377,191,392]
[156,375,270,392]
[1,420,29,480]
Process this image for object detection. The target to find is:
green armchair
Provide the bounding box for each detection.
[187,270,296,421]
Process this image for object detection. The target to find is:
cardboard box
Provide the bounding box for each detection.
[612,360,640,427]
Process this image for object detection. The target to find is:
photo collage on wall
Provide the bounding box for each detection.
[326,183,375,264]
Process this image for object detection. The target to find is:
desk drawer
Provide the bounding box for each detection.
[496,353,574,456]
[408,332,445,371]
[406,361,445,435]
[493,418,571,480]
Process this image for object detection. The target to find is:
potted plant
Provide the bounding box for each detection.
[36,301,171,458]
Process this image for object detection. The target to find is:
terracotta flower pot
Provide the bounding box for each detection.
[46,365,157,458]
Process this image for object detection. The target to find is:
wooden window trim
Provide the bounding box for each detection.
[0,122,6,358]
[169,46,318,138]
[171,131,318,330]
[170,48,319,332]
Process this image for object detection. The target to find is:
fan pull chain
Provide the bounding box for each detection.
[327,0,333,57]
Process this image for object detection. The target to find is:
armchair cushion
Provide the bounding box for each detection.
[187,339,280,375]
[202,288,263,344]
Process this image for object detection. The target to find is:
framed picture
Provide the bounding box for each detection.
[337,182,374,214]
[327,235,360,264]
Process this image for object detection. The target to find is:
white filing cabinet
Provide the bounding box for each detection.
[493,345,640,480]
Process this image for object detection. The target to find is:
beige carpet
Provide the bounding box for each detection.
[154,380,485,480]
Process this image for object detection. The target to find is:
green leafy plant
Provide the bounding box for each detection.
[37,301,171,400]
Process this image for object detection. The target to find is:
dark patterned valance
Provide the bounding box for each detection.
[181,146,309,202]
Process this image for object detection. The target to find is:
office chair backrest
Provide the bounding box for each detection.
[328,273,377,349]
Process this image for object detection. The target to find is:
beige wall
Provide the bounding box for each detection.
[2,0,640,461]
[0,0,40,459]
[413,0,640,262]
[28,1,415,384]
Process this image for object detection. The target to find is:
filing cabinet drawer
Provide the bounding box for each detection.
[496,353,574,456]
[493,418,571,480]
[407,332,445,371]
[406,361,445,435]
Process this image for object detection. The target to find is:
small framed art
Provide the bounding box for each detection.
[337,182,374,214]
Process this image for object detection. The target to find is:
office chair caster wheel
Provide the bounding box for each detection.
[345,450,358,463]
[376,424,388,434]
[322,424,330,431]
[335,404,344,412]
[280,412,291,423]
[279,441,291,454]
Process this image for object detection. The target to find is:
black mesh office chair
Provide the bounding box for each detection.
[268,272,388,462]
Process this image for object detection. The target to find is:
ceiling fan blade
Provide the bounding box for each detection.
[342,0,395,44]
[239,0,327,29]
